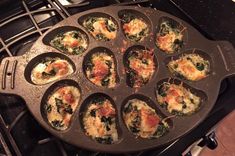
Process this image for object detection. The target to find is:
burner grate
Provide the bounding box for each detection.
[0,0,70,58]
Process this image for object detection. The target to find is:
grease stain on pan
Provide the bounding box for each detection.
[41,79,81,131]
[25,52,75,85]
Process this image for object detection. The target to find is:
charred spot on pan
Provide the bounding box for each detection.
[156,18,185,54]
[167,53,210,81]
[44,85,81,130]
[124,47,156,88]
[123,98,169,138]
[121,13,149,42]
[84,51,117,88]
[156,81,201,116]
[82,95,118,144]
[82,17,118,41]
[50,30,88,55]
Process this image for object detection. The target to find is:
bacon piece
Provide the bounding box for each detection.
[92,60,109,80]
[168,88,179,97]
[63,91,75,104]
[58,88,66,95]
[63,35,80,47]
[157,34,173,51]
[141,108,160,129]
[99,103,115,117]
[123,24,131,33]
[146,115,160,128]
[52,61,69,75]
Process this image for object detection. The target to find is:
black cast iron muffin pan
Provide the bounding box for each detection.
[1,6,235,153]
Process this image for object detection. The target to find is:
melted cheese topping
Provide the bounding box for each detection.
[46,86,80,130]
[156,22,183,53]
[123,18,147,36]
[31,58,74,85]
[127,50,155,88]
[85,52,116,88]
[168,54,210,81]
[83,17,117,40]
[157,82,201,115]
[157,31,182,53]
[123,99,168,138]
[83,98,118,144]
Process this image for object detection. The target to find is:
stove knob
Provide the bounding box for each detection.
[206,131,218,150]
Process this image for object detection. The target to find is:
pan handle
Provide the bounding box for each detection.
[0,56,23,95]
[216,41,235,77]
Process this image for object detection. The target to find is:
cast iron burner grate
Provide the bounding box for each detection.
[0,0,234,156]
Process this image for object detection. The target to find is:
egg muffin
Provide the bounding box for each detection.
[45,86,80,130]
[85,52,117,88]
[50,30,88,55]
[125,49,155,88]
[121,13,149,42]
[83,96,118,144]
[83,17,117,41]
[31,57,74,85]
[123,99,169,138]
[156,21,184,54]
[168,53,210,81]
[156,82,201,115]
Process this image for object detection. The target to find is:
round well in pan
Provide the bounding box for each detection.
[78,12,119,41]
[155,16,188,54]
[41,79,81,131]
[43,26,89,55]
[79,93,121,144]
[123,45,158,88]
[121,94,172,138]
[24,52,76,85]
[118,9,152,42]
[164,49,212,81]
[155,78,208,116]
[83,47,120,88]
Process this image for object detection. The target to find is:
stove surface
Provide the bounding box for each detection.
[0,0,235,156]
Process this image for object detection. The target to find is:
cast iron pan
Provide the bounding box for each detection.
[1,6,235,153]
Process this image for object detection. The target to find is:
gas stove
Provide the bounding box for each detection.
[0,0,235,156]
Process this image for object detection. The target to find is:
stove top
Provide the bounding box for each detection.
[0,0,235,156]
